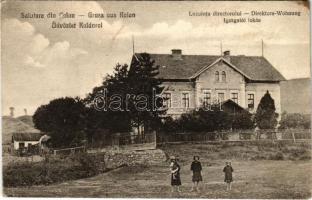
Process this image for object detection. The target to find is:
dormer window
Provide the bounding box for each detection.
[215,71,219,82]
[221,71,226,82]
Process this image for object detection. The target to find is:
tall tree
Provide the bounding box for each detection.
[84,63,130,108]
[255,91,278,129]
[84,54,165,141]
[33,97,87,148]
[84,64,132,142]
[128,53,165,135]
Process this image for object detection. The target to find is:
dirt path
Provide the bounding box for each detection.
[4,160,311,198]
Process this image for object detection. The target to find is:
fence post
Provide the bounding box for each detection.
[153,131,157,149]
[292,131,296,143]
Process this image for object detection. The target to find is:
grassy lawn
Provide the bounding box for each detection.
[4,143,312,198]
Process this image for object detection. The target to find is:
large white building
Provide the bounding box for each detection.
[131,49,286,118]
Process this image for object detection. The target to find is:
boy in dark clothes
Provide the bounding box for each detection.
[170,156,182,192]
[223,161,234,191]
[190,156,202,192]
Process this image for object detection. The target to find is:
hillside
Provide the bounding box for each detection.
[281,78,311,114]
[2,116,40,145]
[16,115,35,127]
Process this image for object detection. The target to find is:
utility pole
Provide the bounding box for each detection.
[9,107,14,118]
[132,35,135,54]
[261,39,264,57]
[220,41,223,56]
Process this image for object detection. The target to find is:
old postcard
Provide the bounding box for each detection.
[1,0,311,198]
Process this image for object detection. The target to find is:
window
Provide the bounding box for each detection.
[221,71,226,82]
[19,142,25,149]
[162,93,171,108]
[182,93,190,108]
[231,93,238,104]
[218,93,225,103]
[248,94,255,109]
[215,71,219,82]
[203,91,211,107]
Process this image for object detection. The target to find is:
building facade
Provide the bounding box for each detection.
[12,132,43,150]
[131,49,286,118]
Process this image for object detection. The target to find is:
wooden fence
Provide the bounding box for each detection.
[87,132,157,151]
[156,129,311,144]
[53,146,86,156]
[48,129,310,154]
[113,132,157,150]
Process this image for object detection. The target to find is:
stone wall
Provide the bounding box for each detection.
[88,148,167,169]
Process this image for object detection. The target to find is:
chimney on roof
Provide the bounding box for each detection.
[171,49,182,60]
[223,50,230,62]
[9,107,14,118]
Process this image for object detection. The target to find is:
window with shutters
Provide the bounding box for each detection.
[182,93,190,108]
[231,93,238,104]
[248,94,255,109]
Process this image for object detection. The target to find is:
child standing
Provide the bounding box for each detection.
[170,160,178,181]
[170,156,182,192]
[190,156,202,192]
[223,161,234,191]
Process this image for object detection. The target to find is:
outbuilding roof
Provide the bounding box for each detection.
[12,132,44,142]
[132,53,286,81]
[221,99,250,114]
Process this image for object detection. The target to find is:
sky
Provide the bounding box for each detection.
[1,1,310,116]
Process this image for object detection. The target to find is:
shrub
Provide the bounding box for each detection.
[3,153,107,187]
[33,97,87,148]
[250,154,267,160]
[239,131,254,140]
[160,106,253,134]
[232,112,255,130]
[255,91,278,129]
[268,152,284,160]
[4,163,39,187]
[299,152,311,160]
[279,112,311,129]
[160,117,180,134]
[287,148,307,157]
[73,153,100,176]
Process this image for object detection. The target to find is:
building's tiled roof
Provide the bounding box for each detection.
[221,99,250,114]
[229,56,285,81]
[133,53,286,81]
[12,132,44,142]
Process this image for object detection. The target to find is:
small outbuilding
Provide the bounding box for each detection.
[12,132,44,150]
[221,99,251,114]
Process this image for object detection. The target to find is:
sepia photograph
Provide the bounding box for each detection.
[1,0,311,198]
